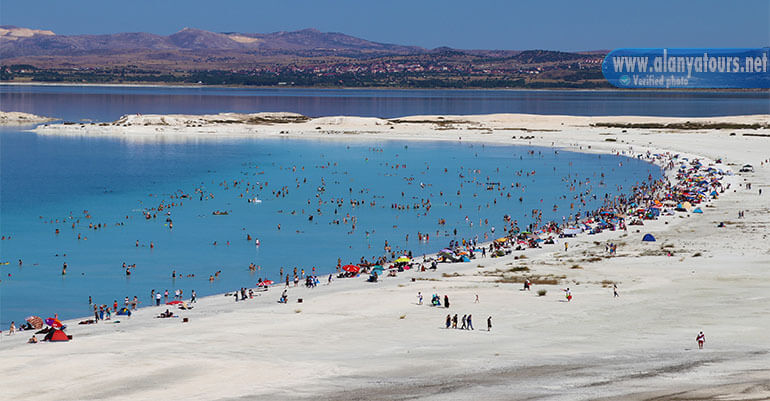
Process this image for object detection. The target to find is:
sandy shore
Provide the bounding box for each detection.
[0,111,55,125]
[2,113,769,400]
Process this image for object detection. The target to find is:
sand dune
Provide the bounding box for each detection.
[0,111,54,125]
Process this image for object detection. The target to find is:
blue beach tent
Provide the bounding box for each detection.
[642,234,656,242]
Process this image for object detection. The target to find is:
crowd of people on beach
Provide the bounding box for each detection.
[2,143,736,355]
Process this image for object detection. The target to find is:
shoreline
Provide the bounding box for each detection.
[0,111,55,125]
[2,112,769,400]
[3,81,768,94]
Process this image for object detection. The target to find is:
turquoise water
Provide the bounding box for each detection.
[0,128,659,326]
[0,85,700,326]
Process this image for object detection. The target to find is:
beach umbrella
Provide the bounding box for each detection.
[563,227,581,236]
[342,264,360,273]
[371,265,384,272]
[45,317,63,328]
[495,237,508,243]
[259,280,274,286]
[26,316,44,329]
[166,300,183,305]
[394,256,411,263]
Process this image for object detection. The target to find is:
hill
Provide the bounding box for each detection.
[0,26,608,89]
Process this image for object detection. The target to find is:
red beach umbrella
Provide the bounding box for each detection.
[26,316,44,329]
[45,317,63,328]
[258,280,274,286]
[166,300,183,305]
[342,264,360,273]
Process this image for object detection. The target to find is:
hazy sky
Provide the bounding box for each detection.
[1,0,768,50]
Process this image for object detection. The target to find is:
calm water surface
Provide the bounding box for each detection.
[1,85,724,326]
[2,85,768,121]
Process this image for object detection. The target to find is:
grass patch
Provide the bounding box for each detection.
[570,264,583,269]
[537,289,547,296]
[591,121,768,130]
[495,274,564,285]
[399,314,407,320]
[442,272,462,278]
[294,309,302,314]
[692,252,702,257]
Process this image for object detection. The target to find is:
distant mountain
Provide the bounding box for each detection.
[0,26,55,40]
[511,50,588,63]
[0,26,424,58]
[0,26,611,89]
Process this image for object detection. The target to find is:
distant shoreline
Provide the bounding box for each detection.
[2,81,767,93]
[30,112,770,142]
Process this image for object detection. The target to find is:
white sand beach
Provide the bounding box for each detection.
[2,113,769,400]
[0,111,54,125]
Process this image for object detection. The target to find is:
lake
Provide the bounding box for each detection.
[4,85,752,326]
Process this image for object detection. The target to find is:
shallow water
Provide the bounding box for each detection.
[0,126,660,325]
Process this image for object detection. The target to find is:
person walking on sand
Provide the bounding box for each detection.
[696,331,706,349]
[155,291,162,306]
[8,321,15,335]
[191,290,196,303]
[564,242,568,252]
[474,294,479,303]
[563,287,572,302]
[444,295,450,308]
[613,283,619,298]
[461,314,467,329]
[452,314,458,329]
[487,316,492,331]
[445,314,451,329]
[467,314,474,330]
[417,292,423,305]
